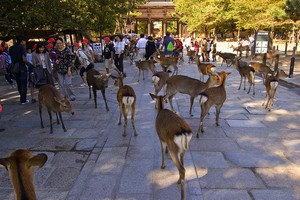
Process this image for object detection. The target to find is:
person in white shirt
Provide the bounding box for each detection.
[82,38,94,64]
[135,34,147,60]
[114,35,125,74]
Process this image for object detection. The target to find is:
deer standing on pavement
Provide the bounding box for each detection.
[0,149,47,200]
[135,59,157,82]
[249,61,274,83]
[149,93,192,200]
[195,55,217,81]
[152,71,170,96]
[155,54,178,75]
[165,74,220,116]
[234,57,255,95]
[86,68,110,111]
[113,74,138,137]
[262,69,288,111]
[197,71,231,136]
[39,84,74,134]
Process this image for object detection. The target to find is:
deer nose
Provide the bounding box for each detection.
[71,112,74,115]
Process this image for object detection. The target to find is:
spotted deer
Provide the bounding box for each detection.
[0,149,47,200]
[149,93,192,200]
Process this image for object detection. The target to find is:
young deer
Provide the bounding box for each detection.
[113,74,138,137]
[86,68,110,111]
[0,149,47,200]
[149,93,192,200]
[165,74,220,116]
[197,71,231,136]
[155,54,178,75]
[249,61,273,83]
[152,71,170,96]
[135,59,157,82]
[234,57,255,95]
[195,55,217,81]
[262,69,288,111]
[39,84,74,134]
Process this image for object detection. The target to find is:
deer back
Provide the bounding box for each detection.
[87,68,110,90]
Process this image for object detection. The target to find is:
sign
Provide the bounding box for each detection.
[255,31,269,54]
[92,43,102,56]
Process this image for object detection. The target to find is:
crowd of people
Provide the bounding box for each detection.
[0,33,222,105]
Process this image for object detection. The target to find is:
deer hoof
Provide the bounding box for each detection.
[161,165,166,169]
[134,132,138,137]
[122,133,126,137]
[118,122,121,125]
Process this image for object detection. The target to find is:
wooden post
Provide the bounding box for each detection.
[285,41,288,54]
[289,46,296,78]
[263,53,267,65]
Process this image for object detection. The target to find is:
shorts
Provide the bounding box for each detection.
[104,59,112,69]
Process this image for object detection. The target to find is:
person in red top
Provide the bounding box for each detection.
[173,39,184,64]
[194,41,200,57]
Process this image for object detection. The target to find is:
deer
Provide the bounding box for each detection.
[234,57,255,95]
[135,59,157,82]
[152,71,170,96]
[197,71,231,136]
[149,93,192,200]
[249,61,274,83]
[165,73,220,117]
[0,149,48,200]
[155,53,178,75]
[86,67,110,111]
[230,45,250,57]
[112,74,138,137]
[194,55,217,81]
[39,84,74,134]
[252,51,276,65]
[216,52,236,67]
[262,69,288,111]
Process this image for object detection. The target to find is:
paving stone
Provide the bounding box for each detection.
[199,168,265,189]
[75,139,97,151]
[189,138,240,152]
[191,152,229,168]
[203,189,252,200]
[285,151,300,165]
[36,191,68,200]
[236,137,287,152]
[225,151,289,167]
[223,127,269,138]
[283,139,300,151]
[50,152,89,168]
[115,193,153,200]
[251,189,300,200]
[255,166,300,188]
[31,138,79,151]
[226,119,266,128]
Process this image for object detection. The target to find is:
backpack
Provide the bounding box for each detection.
[167,41,174,52]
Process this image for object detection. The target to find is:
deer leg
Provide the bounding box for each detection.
[39,104,44,128]
[142,69,145,80]
[168,146,185,185]
[55,112,60,124]
[58,112,67,132]
[138,69,141,82]
[118,105,122,125]
[215,104,222,126]
[47,109,53,134]
[93,88,97,108]
[189,96,195,117]
[131,105,138,136]
[160,141,167,169]
[101,89,109,112]
[243,76,247,91]
[168,94,176,112]
[122,106,128,137]
[197,101,211,136]
[89,85,92,99]
[238,76,243,90]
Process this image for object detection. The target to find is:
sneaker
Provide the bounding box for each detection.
[31,99,37,104]
[21,100,30,105]
[80,83,88,87]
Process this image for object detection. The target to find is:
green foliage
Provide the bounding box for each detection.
[285,0,300,22]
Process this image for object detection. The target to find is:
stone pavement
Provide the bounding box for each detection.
[0,51,300,200]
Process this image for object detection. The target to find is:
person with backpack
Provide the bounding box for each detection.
[103,37,114,73]
[145,36,156,60]
[161,32,175,57]
[0,42,16,88]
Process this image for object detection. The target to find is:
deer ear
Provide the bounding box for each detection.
[28,153,48,168]
[0,158,10,170]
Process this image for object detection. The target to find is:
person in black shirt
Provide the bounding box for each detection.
[145,36,156,60]
[9,35,32,104]
[103,37,114,74]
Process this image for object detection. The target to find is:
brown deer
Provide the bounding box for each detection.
[234,57,255,95]
[39,84,74,134]
[86,68,110,111]
[155,54,178,75]
[249,61,274,83]
[197,71,231,136]
[149,93,192,200]
[216,52,236,67]
[262,69,288,111]
[165,74,220,117]
[230,45,250,57]
[0,149,48,200]
[195,55,217,81]
[135,59,157,82]
[152,71,170,96]
[112,74,138,137]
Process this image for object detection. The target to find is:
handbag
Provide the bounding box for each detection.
[8,62,20,74]
[33,67,47,88]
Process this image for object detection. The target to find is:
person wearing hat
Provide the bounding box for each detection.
[103,37,114,73]
[82,38,95,64]
[73,42,92,87]
[9,35,33,104]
